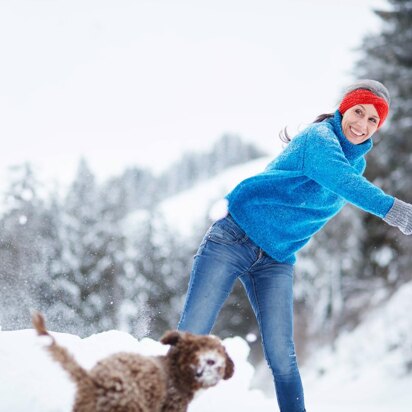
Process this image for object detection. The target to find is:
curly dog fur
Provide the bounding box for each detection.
[32,312,234,412]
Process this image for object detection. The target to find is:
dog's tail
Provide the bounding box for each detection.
[32,311,94,389]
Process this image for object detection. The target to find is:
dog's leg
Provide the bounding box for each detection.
[32,312,94,391]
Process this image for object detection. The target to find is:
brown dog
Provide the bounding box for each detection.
[32,312,234,412]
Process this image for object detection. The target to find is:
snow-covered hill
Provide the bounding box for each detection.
[157,156,273,238]
[159,157,271,236]
[1,281,412,411]
[122,155,273,242]
[123,157,272,238]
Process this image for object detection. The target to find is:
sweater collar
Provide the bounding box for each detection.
[328,110,373,160]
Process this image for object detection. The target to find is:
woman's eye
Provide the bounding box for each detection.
[369,118,377,124]
[355,108,362,115]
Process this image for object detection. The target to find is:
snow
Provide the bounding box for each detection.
[18,154,409,411]
[0,327,273,412]
[157,156,273,238]
[302,281,412,412]
[1,281,412,411]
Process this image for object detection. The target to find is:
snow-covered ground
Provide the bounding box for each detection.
[301,280,412,412]
[1,280,412,411]
[1,157,411,411]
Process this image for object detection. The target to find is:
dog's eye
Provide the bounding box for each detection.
[206,359,215,366]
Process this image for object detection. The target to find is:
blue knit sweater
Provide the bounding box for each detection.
[226,110,395,264]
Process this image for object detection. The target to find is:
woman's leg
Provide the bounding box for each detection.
[239,255,306,412]
[178,215,254,334]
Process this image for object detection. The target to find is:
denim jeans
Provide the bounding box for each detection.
[178,214,305,412]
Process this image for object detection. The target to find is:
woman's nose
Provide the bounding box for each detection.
[355,117,368,131]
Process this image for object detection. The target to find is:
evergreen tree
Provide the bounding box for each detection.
[48,159,128,336]
[208,134,265,174]
[158,134,266,197]
[295,206,366,353]
[119,167,157,211]
[355,0,412,287]
[123,211,191,339]
[0,163,53,329]
[290,0,412,356]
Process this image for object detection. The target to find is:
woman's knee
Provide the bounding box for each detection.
[264,341,299,377]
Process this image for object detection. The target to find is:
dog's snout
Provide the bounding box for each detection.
[206,359,215,366]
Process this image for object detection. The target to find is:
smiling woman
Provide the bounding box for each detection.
[177,78,412,412]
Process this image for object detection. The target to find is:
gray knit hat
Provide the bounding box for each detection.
[342,79,391,106]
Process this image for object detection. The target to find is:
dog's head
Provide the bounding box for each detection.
[161,330,234,391]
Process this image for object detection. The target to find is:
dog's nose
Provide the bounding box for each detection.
[206,359,215,366]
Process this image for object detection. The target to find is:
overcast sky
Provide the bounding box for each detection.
[0,0,386,186]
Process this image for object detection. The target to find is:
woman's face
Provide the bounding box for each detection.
[341,104,380,145]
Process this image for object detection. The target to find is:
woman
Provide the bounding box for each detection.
[177,79,412,412]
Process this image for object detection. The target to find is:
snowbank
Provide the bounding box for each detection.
[0,327,274,412]
[1,282,412,411]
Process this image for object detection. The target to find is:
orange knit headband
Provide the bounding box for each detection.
[338,89,389,128]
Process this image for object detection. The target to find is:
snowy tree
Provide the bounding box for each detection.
[122,211,192,339]
[0,163,55,329]
[208,134,265,174]
[354,0,412,287]
[291,0,412,357]
[47,159,128,336]
[119,167,157,211]
[295,206,366,355]
[158,134,266,197]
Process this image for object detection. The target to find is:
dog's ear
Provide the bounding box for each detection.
[160,330,182,346]
[223,349,235,380]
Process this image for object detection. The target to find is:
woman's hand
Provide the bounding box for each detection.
[383,198,412,235]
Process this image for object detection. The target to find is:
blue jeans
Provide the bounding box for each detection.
[178,214,305,412]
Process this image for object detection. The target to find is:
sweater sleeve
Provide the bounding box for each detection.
[302,130,394,218]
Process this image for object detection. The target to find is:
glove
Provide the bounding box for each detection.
[383,198,412,235]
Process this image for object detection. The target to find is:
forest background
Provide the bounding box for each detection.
[0,0,411,370]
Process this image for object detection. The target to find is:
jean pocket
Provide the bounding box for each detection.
[207,217,248,245]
